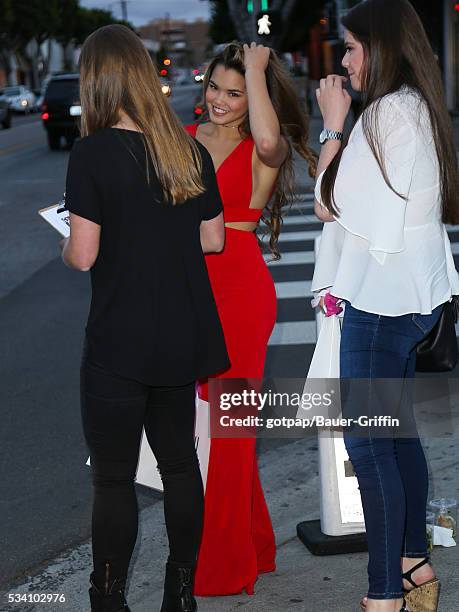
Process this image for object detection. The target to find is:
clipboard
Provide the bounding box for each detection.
[38,198,70,238]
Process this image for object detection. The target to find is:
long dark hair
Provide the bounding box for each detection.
[203,42,318,260]
[79,25,204,205]
[321,0,459,225]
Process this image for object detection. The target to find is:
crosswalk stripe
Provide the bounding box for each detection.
[282,214,319,225]
[269,319,459,347]
[281,214,459,235]
[277,230,321,243]
[275,280,312,298]
[268,320,316,345]
[266,251,314,265]
[266,219,459,348]
[291,205,314,212]
[264,232,459,266]
[294,193,315,200]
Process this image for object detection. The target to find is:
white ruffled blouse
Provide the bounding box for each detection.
[312,86,459,316]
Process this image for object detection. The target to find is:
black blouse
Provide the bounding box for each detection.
[65,128,230,386]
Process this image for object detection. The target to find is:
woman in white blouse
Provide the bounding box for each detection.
[312,1,459,611]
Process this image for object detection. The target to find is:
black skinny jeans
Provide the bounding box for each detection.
[81,360,204,584]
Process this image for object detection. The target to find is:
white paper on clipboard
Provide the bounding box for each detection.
[38,201,70,237]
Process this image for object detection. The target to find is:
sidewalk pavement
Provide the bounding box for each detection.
[2,394,458,612]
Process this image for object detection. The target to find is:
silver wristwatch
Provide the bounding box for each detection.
[319,128,344,145]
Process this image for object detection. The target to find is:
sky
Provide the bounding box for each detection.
[80,0,211,26]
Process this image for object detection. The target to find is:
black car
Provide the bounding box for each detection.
[0,96,12,129]
[41,73,80,150]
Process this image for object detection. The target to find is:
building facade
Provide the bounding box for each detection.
[138,18,210,68]
[443,0,459,112]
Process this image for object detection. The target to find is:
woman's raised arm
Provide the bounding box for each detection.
[243,43,288,169]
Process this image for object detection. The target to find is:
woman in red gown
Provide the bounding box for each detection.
[185,42,317,597]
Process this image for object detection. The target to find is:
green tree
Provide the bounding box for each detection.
[0,0,15,83]
[0,0,61,87]
[55,0,80,70]
[0,0,135,86]
[74,7,135,45]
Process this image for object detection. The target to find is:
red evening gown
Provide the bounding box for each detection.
[185,124,277,596]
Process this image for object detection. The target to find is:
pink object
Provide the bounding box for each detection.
[324,292,343,317]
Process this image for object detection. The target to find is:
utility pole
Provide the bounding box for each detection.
[120,0,128,21]
[251,0,261,40]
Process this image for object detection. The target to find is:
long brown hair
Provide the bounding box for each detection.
[79,24,204,205]
[321,0,459,225]
[203,42,318,260]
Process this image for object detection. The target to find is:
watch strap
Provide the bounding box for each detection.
[322,129,343,142]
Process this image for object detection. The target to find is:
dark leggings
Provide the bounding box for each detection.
[81,360,204,584]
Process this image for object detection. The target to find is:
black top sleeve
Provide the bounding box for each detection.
[198,145,223,222]
[65,140,102,225]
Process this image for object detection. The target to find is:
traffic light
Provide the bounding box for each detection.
[160,69,168,77]
[248,0,269,13]
[256,10,281,37]
[455,2,459,11]
[163,58,171,66]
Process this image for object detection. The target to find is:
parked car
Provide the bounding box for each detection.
[41,73,80,150]
[0,96,12,129]
[0,85,36,113]
[41,71,173,150]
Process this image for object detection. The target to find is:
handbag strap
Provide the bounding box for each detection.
[451,295,459,323]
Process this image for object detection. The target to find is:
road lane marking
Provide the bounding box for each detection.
[0,119,41,136]
[282,214,318,225]
[277,230,321,242]
[269,314,459,347]
[0,137,44,156]
[266,252,314,265]
[276,280,312,298]
[269,320,316,345]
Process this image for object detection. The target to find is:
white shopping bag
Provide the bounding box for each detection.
[307,312,341,379]
[299,308,342,407]
[87,394,211,493]
[300,299,365,528]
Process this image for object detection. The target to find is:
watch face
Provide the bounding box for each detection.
[319,129,327,144]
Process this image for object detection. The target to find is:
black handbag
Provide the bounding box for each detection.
[415,296,459,372]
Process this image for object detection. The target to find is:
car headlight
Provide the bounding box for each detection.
[21,99,28,107]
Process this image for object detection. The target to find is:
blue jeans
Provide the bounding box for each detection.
[340,302,444,600]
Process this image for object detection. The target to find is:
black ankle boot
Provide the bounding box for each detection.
[160,560,197,612]
[89,562,131,612]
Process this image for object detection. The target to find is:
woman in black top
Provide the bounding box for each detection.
[61,25,229,612]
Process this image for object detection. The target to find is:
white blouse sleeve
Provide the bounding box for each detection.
[314,169,325,206]
[332,95,417,265]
